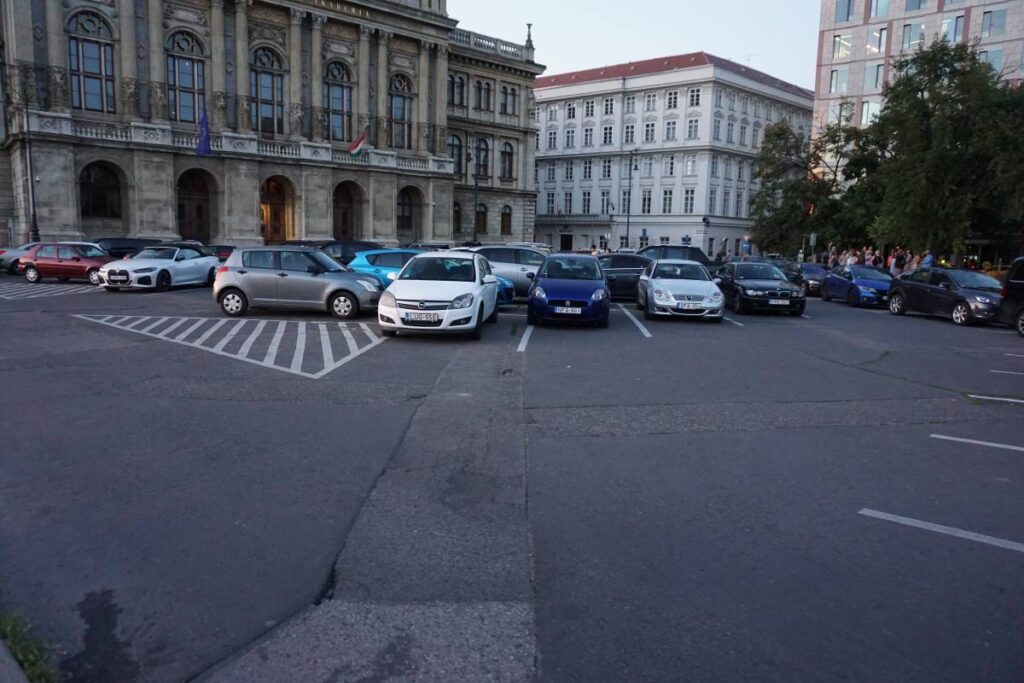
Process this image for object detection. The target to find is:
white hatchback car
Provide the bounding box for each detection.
[99,243,221,291]
[378,251,499,338]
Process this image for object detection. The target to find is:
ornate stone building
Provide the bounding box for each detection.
[0,0,543,247]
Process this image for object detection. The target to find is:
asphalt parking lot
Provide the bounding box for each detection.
[1,274,1022,682]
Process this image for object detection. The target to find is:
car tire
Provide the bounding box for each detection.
[889,292,906,315]
[23,265,40,283]
[206,268,216,286]
[644,296,655,321]
[951,301,972,326]
[485,304,498,323]
[381,329,397,338]
[6,261,18,275]
[734,297,748,315]
[155,270,172,292]
[329,291,359,320]
[1016,309,1024,337]
[219,288,248,317]
[87,269,101,286]
[636,293,644,311]
[468,305,484,340]
[104,286,120,292]
[527,308,539,326]
[821,285,830,302]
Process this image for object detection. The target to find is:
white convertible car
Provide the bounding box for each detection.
[99,243,221,292]
[377,251,499,338]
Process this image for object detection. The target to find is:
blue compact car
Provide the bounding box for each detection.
[821,265,894,306]
[348,249,424,285]
[495,275,515,305]
[527,254,610,327]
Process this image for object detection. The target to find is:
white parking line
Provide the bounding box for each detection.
[319,323,334,366]
[141,317,169,333]
[192,319,227,347]
[990,370,1024,376]
[263,321,287,365]
[158,317,190,338]
[237,320,266,358]
[175,318,207,341]
[859,508,1024,554]
[340,326,359,356]
[358,322,379,343]
[801,314,812,320]
[213,319,248,353]
[930,434,1024,453]
[968,394,1024,405]
[722,316,745,327]
[617,304,652,338]
[289,322,307,372]
[517,325,535,353]
[1005,353,1024,359]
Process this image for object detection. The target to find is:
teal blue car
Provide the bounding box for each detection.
[348,249,424,286]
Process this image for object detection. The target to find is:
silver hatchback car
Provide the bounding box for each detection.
[213,246,382,319]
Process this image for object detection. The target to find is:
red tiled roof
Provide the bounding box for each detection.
[535,51,813,99]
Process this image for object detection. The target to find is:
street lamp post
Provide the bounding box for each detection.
[21,102,40,242]
[624,149,637,250]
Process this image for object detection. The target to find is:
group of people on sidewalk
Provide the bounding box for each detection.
[827,245,934,277]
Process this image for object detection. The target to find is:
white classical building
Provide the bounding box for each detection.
[533,52,813,256]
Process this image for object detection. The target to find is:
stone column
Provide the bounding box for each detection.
[357,26,371,138]
[416,41,430,154]
[376,31,391,146]
[288,8,305,138]
[434,45,449,153]
[210,0,226,128]
[310,14,325,141]
[45,1,69,110]
[118,0,138,117]
[234,0,250,130]
[147,0,167,119]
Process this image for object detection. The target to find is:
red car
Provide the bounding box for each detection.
[18,243,116,285]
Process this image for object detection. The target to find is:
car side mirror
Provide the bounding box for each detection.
[72,256,81,261]
[175,255,185,261]
[526,272,535,279]
[483,274,497,284]
[307,264,322,275]
[713,277,722,285]
[386,271,397,281]
[938,281,950,289]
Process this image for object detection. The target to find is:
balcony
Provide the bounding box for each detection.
[450,29,534,63]
[20,110,454,177]
[536,213,613,226]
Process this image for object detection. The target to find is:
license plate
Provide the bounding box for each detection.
[554,306,582,315]
[108,275,128,284]
[407,312,439,322]
[769,299,789,306]
[680,302,702,310]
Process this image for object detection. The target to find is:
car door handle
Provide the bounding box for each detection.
[520,268,528,271]
[372,269,381,273]
[238,269,247,274]
[278,273,289,278]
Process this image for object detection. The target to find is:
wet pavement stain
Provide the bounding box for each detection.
[59,589,140,683]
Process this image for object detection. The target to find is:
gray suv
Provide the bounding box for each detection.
[213,246,382,319]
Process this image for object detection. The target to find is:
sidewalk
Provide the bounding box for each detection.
[0,638,29,683]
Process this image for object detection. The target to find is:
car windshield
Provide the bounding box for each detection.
[801,264,826,275]
[654,264,708,280]
[772,259,798,272]
[133,248,177,260]
[540,258,602,280]
[16,242,38,249]
[77,246,106,258]
[308,250,344,272]
[400,257,475,282]
[736,264,787,281]
[851,266,892,281]
[949,270,1002,291]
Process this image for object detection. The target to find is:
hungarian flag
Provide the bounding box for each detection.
[195,111,212,156]
[347,130,367,156]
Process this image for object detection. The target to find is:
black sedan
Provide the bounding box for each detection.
[597,253,652,299]
[799,262,828,295]
[888,267,1003,325]
[716,261,806,316]
[282,239,384,265]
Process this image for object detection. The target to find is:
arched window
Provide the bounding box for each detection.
[475,203,487,233]
[389,74,413,149]
[323,61,353,142]
[250,47,285,136]
[483,82,493,111]
[499,142,514,180]
[397,188,414,234]
[166,31,205,123]
[509,88,518,115]
[453,201,462,235]
[447,134,463,176]
[79,162,121,219]
[500,205,512,235]
[474,80,483,110]
[67,12,116,113]
[474,138,489,178]
[500,86,509,114]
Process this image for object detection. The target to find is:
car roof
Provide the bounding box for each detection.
[546,253,598,260]
[653,259,705,266]
[239,245,316,252]
[410,250,475,260]
[355,248,422,256]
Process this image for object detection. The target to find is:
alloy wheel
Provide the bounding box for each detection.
[952,303,970,325]
[889,294,903,315]
[1017,310,1024,337]
[88,270,101,286]
[24,267,39,283]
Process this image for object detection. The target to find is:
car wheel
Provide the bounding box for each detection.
[643,296,655,321]
[734,296,748,315]
[951,301,972,326]
[381,329,397,338]
[468,305,484,340]
[847,288,859,306]
[329,291,359,320]
[889,292,905,315]
[104,286,120,292]
[1016,309,1024,337]
[23,266,40,283]
[219,289,248,317]
[636,293,644,310]
[821,285,830,302]
[155,270,172,292]
[6,261,18,274]
[206,268,216,286]
[527,308,539,326]
[87,269,101,286]
[486,303,498,323]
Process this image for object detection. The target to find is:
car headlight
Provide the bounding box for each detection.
[745,289,765,296]
[859,286,876,295]
[133,267,156,274]
[654,289,672,302]
[707,292,723,302]
[450,293,474,309]
[380,291,396,308]
[974,295,993,305]
[592,289,607,301]
[793,290,805,298]
[533,287,547,300]
[356,279,378,292]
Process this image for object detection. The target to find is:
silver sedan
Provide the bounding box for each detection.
[637,259,725,322]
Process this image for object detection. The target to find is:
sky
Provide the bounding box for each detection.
[447,0,822,90]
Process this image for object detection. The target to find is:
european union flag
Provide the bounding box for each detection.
[196,111,212,156]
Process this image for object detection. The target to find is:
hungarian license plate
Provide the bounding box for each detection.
[408,312,439,322]
[769,299,789,306]
[108,274,129,284]
[680,302,702,310]
[554,306,582,315]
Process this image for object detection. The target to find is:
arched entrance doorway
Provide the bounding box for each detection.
[177,169,215,243]
[260,176,294,244]
[79,161,125,237]
[333,181,362,241]
[396,186,422,245]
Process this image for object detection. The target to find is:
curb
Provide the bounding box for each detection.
[0,637,30,683]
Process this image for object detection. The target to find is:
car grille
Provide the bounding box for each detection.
[403,318,444,327]
[672,294,703,302]
[398,300,449,311]
[553,300,589,309]
[107,269,131,283]
[764,290,791,298]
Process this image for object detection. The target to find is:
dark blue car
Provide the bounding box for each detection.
[821,265,894,306]
[527,254,610,327]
